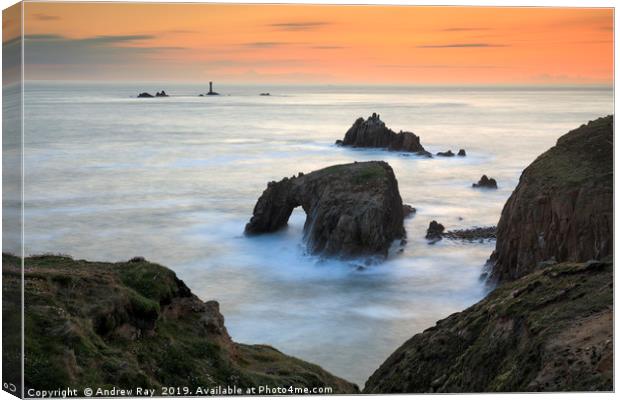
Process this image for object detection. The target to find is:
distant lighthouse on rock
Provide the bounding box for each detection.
[207,81,220,96]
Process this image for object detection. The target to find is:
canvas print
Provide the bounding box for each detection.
[2,1,614,397]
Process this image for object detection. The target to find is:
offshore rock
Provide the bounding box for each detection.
[337,113,431,156]
[245,161,406,258]
[472,175,498,189]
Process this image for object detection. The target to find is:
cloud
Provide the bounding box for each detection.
[310,45,345,49]
[23,33,181,68]
[380,64,507,69]
[242,41,307,48]
[269,22,329,31]
[441,27,491,32]
[416,43,508,48]
[34,13,61,21]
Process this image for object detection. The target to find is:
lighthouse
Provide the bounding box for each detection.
[207,81,219,96]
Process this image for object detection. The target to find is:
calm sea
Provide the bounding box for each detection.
[10,82,613,386]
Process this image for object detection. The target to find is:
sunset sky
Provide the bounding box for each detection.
[6,3,615,84]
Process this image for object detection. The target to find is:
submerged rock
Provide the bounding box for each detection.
[337,113,431,156]
[436,150,455,157]
[443,226,496,241]
[488,115,613,283]
[245,161,406,258]
[472,175,498,189]
[403,204,416,218]
[4,253,359,393]
[364,259,613,392]
[425,220,445,242]
[137,92,154,98]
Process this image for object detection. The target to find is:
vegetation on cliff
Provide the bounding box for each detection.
[3,254,358,394]
[365,258,613,392]
[489,115,613,283]
[365,116,614,393]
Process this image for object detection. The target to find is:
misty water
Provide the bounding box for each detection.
[18,82,612,387]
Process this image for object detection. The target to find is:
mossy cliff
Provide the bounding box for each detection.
[364,259,613,392]
[364,116,613,393]
[488,116,613,283]
[2,254,358,394]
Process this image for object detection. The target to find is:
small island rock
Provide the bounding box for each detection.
[337,113,431,156]
[472,175,498,189]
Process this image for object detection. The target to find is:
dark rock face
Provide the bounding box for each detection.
[436,150,455,157]
[337,114,431,156]
[425,221,445,241]
[137,92,154,98]
[364,259,613,393]
[245,161,406,258]
[457,149,466,156]
[472,175,498,189]
[488,115,613,283]
[155,90,168,97]
[6,254,358,393]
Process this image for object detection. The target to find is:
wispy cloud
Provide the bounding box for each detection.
[23,33,182,67]
[242,41,307,48]
[441,27,491,32]
[416,43,508,48]
[380,64,507,69]
[34,13,61,21]
[310,45,345,50]
[269,21,330,31]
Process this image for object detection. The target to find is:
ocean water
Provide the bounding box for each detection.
[18,82,612,387]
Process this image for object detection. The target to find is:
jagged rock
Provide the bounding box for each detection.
[137,92,154,98]
[472,175,498,189]
[155,90,168,97]
[245,161,406,258]
[4,253,359,393]
[457,149,466,156]
[364,259,613,393]
[425,221,445,241]
[403,204,416,218]
[336,114,431,156]
[443,226,496,241]
[488,116,613,283]
[436,150,455,157]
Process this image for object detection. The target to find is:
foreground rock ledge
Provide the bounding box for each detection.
[3,254,358,393]
[245,161,405,258]
[488,115,613,283]
[336,113,431,156]
[364,259,612,393]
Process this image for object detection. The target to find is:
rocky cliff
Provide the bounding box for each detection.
[488,116,613,283]
[364,258,613,392]
[245,161,405,258]
[3,254,358,394]
[336,114,430,156]
[364,116,614,393]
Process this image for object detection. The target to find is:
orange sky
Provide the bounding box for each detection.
[14,3,614,84]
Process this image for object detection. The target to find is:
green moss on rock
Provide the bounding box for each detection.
[3,254,358,394]
[364,259,613,393]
